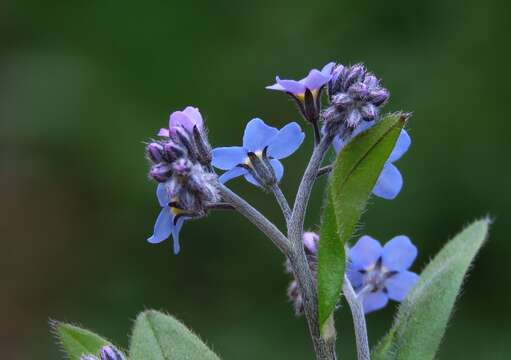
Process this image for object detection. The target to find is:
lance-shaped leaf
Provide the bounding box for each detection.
[129,310,220,360]
[372,218,490,360]
[50,321,112,359]
[318,113,407,331]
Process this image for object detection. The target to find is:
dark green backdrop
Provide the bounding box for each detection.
[2,0,510,358]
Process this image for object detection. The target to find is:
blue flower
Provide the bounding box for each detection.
[333,121,411,200]
[211,118,305,186]
[346,235,419,314]
[147,183,187,254]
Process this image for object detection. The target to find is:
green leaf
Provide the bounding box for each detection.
[373,218,490,360]
[129,310,221,360]
[318,113,407,330]
[50,321,111,359]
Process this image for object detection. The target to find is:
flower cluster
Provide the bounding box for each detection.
[287,233,418,314]
[80,345,125,360]
[212,118,305,189]
[146,106,220,253]
[324,63,390,139]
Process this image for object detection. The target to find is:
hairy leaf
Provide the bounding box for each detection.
[373,218,490,360]
[318,113,407,330]
[129,310,220,360]
[51,321,111,359]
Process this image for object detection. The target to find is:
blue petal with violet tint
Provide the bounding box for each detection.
[171,216,186,254]
[270,159,284,182]
[211,146,246,170]
[349,235,382,269]
[244,172,260,187]
[372,163,403,200]
[346,265,364,289]
[362,291,388,314]
[389,129,411,163]
[147,207,172,244]
[156,183,170,207]
[382,235,417,271]
[242,118,279,152]
[385,271,419,301]
[267,122,305,159]
[302,68,331,90]
[219,166,247,184]
[272,78,306,94]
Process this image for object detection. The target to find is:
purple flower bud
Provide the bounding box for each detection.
[171,158,193,176]
[100,345,126,360]
[163,142,185,162]
[332,93,353,109]
[360,104,378,120]
[348,82,369,100]
[343,64,365,89]
[149,163,173,182]
[368,88,390,106]
[80,356,99,360]
[303,232,319,253]
[146,142,164,163]
[346,109,362,128]
[363,73,379,88]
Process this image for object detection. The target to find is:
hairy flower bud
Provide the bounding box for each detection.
[149,163,173,182]
[100,345,126,360]
[324,62,390,139]
[147,142,164,163]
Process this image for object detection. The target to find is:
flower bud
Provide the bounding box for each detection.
[171,158,193,176]
[368,88,389,106]
[100,345,126,360]
[80,356,99,360]
[342,63,365,89]
[146,142,164,163]
[149,163,173,182]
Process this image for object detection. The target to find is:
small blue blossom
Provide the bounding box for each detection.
[347,235,419,314]
[333,121,411,200]
[211,118,305,187]
[266,63,335,124]
[147,182,188,254]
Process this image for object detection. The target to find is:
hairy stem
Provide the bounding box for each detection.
[317,164,333,178]
[217,183,291,255]
[343,276,371,360]
[271,184,292,224]
[287,135,335,360]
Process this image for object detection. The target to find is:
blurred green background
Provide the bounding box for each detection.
[2,0,510,358]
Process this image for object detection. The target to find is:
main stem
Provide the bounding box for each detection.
[343,276,371,360]
[288,135,336,360]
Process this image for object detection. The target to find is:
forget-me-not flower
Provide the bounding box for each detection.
[266,63,335,124]
[212,118,305,187]
[147,182,188,254]
[347,235,419,314]
[333,121,411,200]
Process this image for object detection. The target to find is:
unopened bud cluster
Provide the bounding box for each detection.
[324,63,389,138]
[146,111,220,217]
[286,232,319,315]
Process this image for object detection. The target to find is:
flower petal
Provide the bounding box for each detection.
[372,163,403,200]
[158,128,170,137]
[219,166,247,183]
[211,147,247,170]
[275,77,307,94]
[267,122,305,159]
[388,129,411,163]
[385,271,419,301]
[244,172,261,187]
[270,159,284,182]
[242,118,279,152]
[182,106,203,130]
[171,216,186,254]
[362,291,389,314]
[156,183,170,207]
[321,62,336,76]
[349,235,383,270]
[346,265,364,289]
[147,207,172,244]
[382,235,417,271]
[303,69,331,90]
[169,111,194,131]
